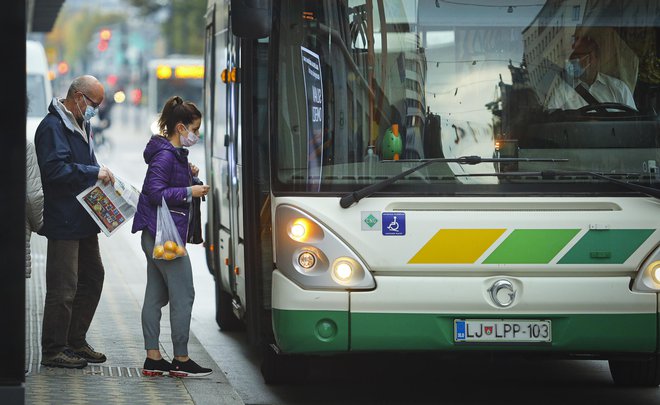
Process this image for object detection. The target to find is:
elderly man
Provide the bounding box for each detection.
[35,75,115,369]
[546,35,637,110]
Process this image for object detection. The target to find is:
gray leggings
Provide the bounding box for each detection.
[140,231,195,356]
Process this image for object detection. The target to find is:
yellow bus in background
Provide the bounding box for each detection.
[146,56,204,126]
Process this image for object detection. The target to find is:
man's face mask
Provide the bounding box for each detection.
[77,93,98,121]
[565,54,590,80]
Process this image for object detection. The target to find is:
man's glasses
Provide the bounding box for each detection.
[78,91,100,108]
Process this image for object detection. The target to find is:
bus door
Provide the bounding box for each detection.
[225,25,247,316]
[207,5,245,320]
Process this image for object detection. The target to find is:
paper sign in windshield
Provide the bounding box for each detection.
[301,46,324,191]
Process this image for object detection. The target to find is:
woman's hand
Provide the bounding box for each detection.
[192,184,210,197]
[190,163,199,177]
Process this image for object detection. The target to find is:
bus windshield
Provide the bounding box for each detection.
[274,0,660,195]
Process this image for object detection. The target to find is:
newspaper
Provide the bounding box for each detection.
[76,177,140,236]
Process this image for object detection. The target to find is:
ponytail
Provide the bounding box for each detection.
[158,96,201,138]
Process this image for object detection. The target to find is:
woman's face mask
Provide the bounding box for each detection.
[179,125,200,147]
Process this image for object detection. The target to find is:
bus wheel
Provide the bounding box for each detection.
[260,344,309,385]
[608,356,660,387]
[215,283,243,331]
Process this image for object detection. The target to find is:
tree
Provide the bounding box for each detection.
[45,4,125,81]
[125,0,206,55]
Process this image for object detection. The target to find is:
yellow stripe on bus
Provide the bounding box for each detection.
[408,229,506,264]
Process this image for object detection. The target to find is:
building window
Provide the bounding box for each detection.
[572,5,580,21]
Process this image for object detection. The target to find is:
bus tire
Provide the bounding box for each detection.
[260,344,309,385]
[215,283,243,331]
[608,356,660,387]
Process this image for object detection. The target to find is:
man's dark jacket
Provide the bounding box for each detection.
[35,99,100,239]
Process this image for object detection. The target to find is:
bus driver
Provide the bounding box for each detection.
[546,35,637,111]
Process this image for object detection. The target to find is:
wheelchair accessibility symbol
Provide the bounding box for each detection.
[382,212,405,236]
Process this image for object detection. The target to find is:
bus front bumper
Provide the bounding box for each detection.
[271,271,659,355]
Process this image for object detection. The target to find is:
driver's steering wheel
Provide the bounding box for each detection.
[577,102,638,114]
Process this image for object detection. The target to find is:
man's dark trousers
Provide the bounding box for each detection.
[41,235,105,356]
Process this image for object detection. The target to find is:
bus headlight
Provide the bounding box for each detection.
[298,251,317,270]
[333,260,353,281]
[292,246,327,275]
[287,218,323,242]
[651,261,660,284]
[276,205,375,290]
[330,258,367,286]
[289,221,306,240]
[632,249,660,292]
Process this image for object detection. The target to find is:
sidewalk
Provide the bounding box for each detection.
[25,231,243,405]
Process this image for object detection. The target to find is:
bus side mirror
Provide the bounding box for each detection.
[231,0,272,38]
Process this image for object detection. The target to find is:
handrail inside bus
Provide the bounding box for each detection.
[315,23,374,100]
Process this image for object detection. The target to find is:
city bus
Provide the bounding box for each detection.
[147,56,204,123]
[203,0,660,385]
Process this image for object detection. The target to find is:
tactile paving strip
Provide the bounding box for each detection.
[26,235,195,405]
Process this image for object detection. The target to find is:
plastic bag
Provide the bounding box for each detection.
[153,197,187,260]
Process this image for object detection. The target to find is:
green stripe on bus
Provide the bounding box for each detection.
[272,310,656,353]
[349,312,656,352]
[272,309,349,353]
[558,229,655,264]
[483,229,580,264]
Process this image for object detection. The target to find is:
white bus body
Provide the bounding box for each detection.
[203,0,660,385]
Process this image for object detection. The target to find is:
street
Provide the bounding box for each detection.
[39,104,654,405]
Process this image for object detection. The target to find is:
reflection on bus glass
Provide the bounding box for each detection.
[271,0,659,192]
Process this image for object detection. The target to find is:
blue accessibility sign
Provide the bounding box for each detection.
[382,212,405,236]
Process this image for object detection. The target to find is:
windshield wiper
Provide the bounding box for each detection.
[472,170,660,200]
[339,156,568,208]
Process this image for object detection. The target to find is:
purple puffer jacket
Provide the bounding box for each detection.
[131,135,192,244]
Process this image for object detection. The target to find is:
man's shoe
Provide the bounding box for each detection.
[72,342,107,364]
[142,357,173,377]
[41,349,88,369]
[169,358,213,378]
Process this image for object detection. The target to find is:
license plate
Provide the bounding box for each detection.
[454,319,551,343]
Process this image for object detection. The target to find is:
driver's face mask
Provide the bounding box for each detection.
[565,55,590,81]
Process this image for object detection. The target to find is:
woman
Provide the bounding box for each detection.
[132,96,211,377]
[25,139,43,278]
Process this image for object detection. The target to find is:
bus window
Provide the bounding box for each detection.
[273,0,660,194]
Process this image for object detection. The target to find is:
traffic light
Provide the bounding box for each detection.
[106,74,118,87]
[97,28,111,52]
[131,88,143,105]
[100,29,112,41]
[57,61,69,75]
